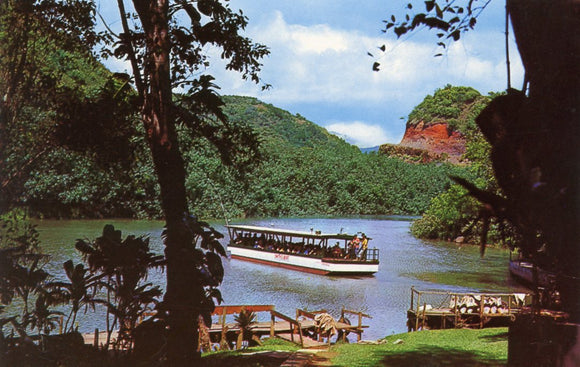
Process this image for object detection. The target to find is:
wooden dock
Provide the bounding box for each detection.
[407,287,532,331]
[206,305,370,350]
[84,304,370,351]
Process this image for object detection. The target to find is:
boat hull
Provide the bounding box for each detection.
[229,246,379,275]
[509,260,554,287]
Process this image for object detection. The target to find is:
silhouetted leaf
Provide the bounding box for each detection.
[469,17,477,28]
[435,4,443,18]
[75,239,94,255]
[205,252,224,283]
[449,29,461,41]
[394,25,407,37]
[197,0,213,16]
[412,13,426,28]
[181,2,201,23]
[423,17,450,31]
[208,288,223,304]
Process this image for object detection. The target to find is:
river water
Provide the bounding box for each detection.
[34,216,527,340]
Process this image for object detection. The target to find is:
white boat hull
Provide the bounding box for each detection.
[228,246,379,275]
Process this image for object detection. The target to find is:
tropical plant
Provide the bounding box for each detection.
[75,224,164,350]
[234,308,259,348]
[47,260,97,333]
[27,293,65,350]
[0,209,57,341]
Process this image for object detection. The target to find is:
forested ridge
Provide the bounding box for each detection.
[0,11,477,220]
[6,86,473,219]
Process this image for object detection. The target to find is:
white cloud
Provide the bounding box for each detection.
[100,5,525,148]
[214,11,523,104]
[325,121,396,147]
[107,58,132,74]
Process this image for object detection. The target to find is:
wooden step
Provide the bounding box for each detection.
[276,333,329,349]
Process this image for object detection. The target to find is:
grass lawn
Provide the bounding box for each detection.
[202,327,509,366]
[324,327,509,366]
[202,338,301,366]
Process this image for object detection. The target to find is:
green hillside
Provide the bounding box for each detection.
[407,84,490,134]
[1,29,472,219]
[222,95,351,151]
[181,95,471,219]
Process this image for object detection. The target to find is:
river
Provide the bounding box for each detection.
[34,216,527,340]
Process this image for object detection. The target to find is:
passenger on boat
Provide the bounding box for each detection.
[348,235,360,259]
[359,234,368,260]
[331,243,343,258]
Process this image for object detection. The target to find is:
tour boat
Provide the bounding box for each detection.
[225,224,380,275]
[508,251,555,287]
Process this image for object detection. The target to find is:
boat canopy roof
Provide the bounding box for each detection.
[225,224,362,241]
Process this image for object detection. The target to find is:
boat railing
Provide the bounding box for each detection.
[364,248,379,262]
[231,241,379,263]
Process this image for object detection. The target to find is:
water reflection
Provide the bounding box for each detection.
[32,217,527,340]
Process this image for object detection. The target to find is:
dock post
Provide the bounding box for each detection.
[421,303,427,330]
[453,294,459,328]
[94,328,99,348]
[479,295,485,329]
[415,292,421,331]
[270,312,275,338]
[357,312,363,342]
[221,307,228,348]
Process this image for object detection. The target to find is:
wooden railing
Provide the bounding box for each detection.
[211,304,305,348]
[270,310,303,347]
[340,307,371,342]
[409,287,531,330]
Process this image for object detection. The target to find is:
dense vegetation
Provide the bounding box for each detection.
[407,84,488,134]
[0,5,475,222]
[183,95,471,219]
[3,74,472,219]
[409,89,501,244]
[409,89,518,247]
[0,15,488,242]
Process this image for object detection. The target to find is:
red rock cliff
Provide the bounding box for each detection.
[399,121,466,163]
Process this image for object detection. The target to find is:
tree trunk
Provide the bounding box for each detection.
[507,0,580,320]
[132,0,201,364]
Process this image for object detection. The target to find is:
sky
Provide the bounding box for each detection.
[100,0,525,148]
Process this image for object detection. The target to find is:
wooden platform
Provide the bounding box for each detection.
[407,287,532,331]
[82,304,370,351]
[206,305,370,349]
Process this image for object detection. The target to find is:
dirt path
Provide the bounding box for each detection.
[280,349,333,367]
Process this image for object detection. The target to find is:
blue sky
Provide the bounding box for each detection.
[100,0,524,148]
